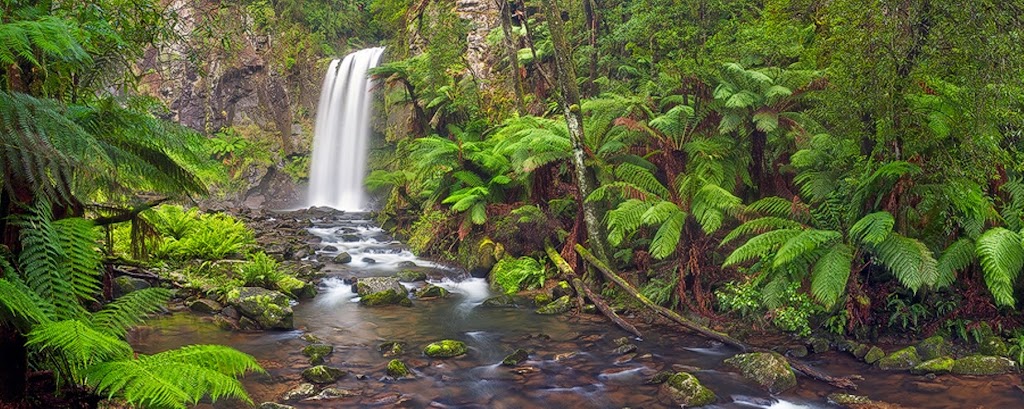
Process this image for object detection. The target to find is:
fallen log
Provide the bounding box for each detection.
[545,243,643,338]
[575,244,858,390]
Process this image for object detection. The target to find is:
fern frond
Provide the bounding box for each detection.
[614,162,670,199]
[90,288,172,337]
[976,228,1024,307]
[607,199,653,246]
[850,211,895,246]
[641,200,680,226]
[722,217,804,246]
[773,229,841,268]
[0,278,52,330]
[745,197,798,218]
[691,184,742,233]
[936,238,975,289]
[724,229,802,267]
[810,244,853,307]
[54,218,103,303]
[15,201,87,320]
[26,320,133,381]
[872,234,939,293]
[650,210,687,259]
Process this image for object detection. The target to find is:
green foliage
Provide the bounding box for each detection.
[640,275,679,309]
[491,257,546,295]
[150,206,256,260]
[975,227,1024,308]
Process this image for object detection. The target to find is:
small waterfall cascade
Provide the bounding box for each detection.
[307,47,385,211]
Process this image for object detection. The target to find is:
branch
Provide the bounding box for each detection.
[545,243,642,338]
[90,197,169,226]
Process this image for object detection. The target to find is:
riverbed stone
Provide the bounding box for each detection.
[535,295,571,315]
[480,294,517,308]
[397,261,417,268]
[977,336,1009,357]
[501,349,529,366]
[916,336,953,361]
[386,359,412,378]
[828,393,907,409]
[322,245,338,252]
[808,337,831,354]
[950,355,1017,375]
[301,365,346,384]
[723,352,796,393]
[645,370,674,385]
[354,277,411,307]
[533,293,552,306]
[414,284,449,299]
[282,383,317,401]
[332,252,352,264]
[911,357,955,375]
[395,269,426,282]
[864,346,886,364]
[378,341,405,357]
[188,298,223,314]
[552,280,574,299]
[876,346,921,370]
[302,344,334,365]
[423,340,468,358]
[307,388,354,401]
[258,403,295,409]
[613,343,638,355]
[661,372,716,407]
[230,287,294,330]
[113,276,150,297]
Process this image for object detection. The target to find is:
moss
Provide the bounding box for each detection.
[386,359,412,378]
[533,293,552,306]
[501,349,529,366]
[645,370,674,385]
[359,289,412,306]
[724,352,796,393]
[414,285,449,299]
[852,343,870,359]
[535,295,571,315]
[808,337,831,354]
[916,335,953,361]
[911,357,954,375]
[423,339,468,358]
[876,346,921,370]
[977,336,1009,357]
[396,269,427,282]
[378,341,405,357]
[234,287,293,329]
[275,275,307,298]
[491,256,545,294]
[480,294,517,308]
[302,344,334,365]
[950,355,1017,375]
[663,372,717,407]
[864,346,885,364]
[301,365,346,384]
[552,280,573,298]
[828,393,873,405]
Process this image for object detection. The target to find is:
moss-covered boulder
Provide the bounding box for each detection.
[911,357,954,375]
[386,359,412,378]
[876,346,921,370]
[808,337,831,354]
[535,295,572,315]
[395,270,427,282]
[864,346,886,364]
[480,294,517,308]
[645,370,674,385]
[414,285,449,299]
[230,287,294,330]
[827,393,907,408]
[302,344,334,365]
[354,277,411,307]
[723,352,796,393]
[852,344,871,360]
[950,355,1017,375]
[378,341,405,357]
[258,403,295,409]
[977,336,1009,357]
[552,280,574,299]
[301,365,346,384]
[533,293,552,306]
[113,276,150,297]
[275,275,316,299]
[281,383,316,401]
[501,349,529,366]
[332,252,352,264]
[423,340,468,358]
[188,298,222,314]
[916,336,953,361]
[661,372,716,407]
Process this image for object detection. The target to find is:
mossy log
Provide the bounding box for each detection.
[545,243,642,338]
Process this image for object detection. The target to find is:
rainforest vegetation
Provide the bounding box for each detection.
[2,0,1024,408]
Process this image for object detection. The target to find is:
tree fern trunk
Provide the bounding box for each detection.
[751,129,768,198]
[0,327,27,402]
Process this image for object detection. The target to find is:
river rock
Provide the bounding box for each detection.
[282,383,316,401]
[828,393,907,409]
[480,294,517,308]
[645,370,674,385]
[322,245,338,252]
[977,336,1008,356]
[340,234,360,242]
[501,349,529,366]
[188,298,223,314]
[258,403,295,409]
[724,352,796,393]
[551,280,574,299]
[307,388,354,400]
[613,343,638,355]
[535,295,571,315]
[378,341,405,357]
[397,261,417,268]
[354,277,411,306]
[911,357,954,375]
[950,355,1017,375]
[113,276,150,297]
[303,344,334,365]
[361,257,377,264]
[916,336,953,361]
[230,287,294,329]
[332,252,352,264]
[414,284,449,299]
[864,346,885,364]
[386,359,412,378]
[222,305,240,320]
[808,337,831,354]
[396,269,427,282]
[423,340,468,358]
[661,372,716,407]
[301,365,346,384]
[876,346,921,370]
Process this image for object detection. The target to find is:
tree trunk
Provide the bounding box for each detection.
[497,0,526,115]
[540,0,610,263]
[750,129,768,197]
[582,0,600,97]
[0,326,27,403]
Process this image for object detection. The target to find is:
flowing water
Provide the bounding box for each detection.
[306,47,385,211]
[133,212,1024,408]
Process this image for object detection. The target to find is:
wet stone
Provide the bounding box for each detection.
[281,383,316,401]
[188,298,222,314]
[332,252,352,264]
[724,352,797,393]
[423,340,468,358]
[386,359,412,378]
[613,344,638,355]
[362,257,377,264]
[258,403,295,409]
[302,344,334,365]
[535,295,571,315]
[378,341,405,357]
[645,370,674,385]
[322,245,338,252]
[480,294,518,308]
[306,388,354,401]
[301,365,346,384]
[501,349,530,366]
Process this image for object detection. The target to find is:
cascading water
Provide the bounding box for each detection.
[307,47,385,211]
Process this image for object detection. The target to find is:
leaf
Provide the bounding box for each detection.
[850,211,895,245]
[722,217,804,245]
[650,210,686,259]
[872,234,939,294]
[773,229,841,268]
[470,203,487,225]
[811,244,853,307]
[724,229,802,267]
[936,238,975,289]
[753,111,779,132]
[976,228,1024,307]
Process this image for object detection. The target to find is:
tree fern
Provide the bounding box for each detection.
[721,217,804,246]
[613,162,670,199]
[773,229,842,269]
[936,238,975,289]
[649,210,687,259]
[810,244,853,307]
[872,234,939,293]
[26,320,134,383]
[724,229,802,266]
[691,184,742,233]
[15,200,87,320]
[0,278,50,330]
[975,228,1024,307]
[90,288,173,338]
[850,211,896,246]
[607,199,652,246]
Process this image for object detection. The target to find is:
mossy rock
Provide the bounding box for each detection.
[876,346,921,370]
[355,277,411,307]
[480,294,518,308]
[828,393,873,405]
[916,336,953,361]
[977,336,1009,357]
[302,344,334,365]
[661,372,717,407]
[423,340,468,358]
[864,346,885,364]
[535,295,571,315]
[281,383,316,401]
[258,403,295,409]
[395,270,427,282]
[113,276,150,297]
[386,359,412,378]
[852,344,871,359]
[378,341,405,357]
[551,281,574,299]
[301,365,346,384]
[501,349,529,366]
[414,285,449,299]
[533,293,552,306]
[807,337,831,354]
[231,287,294,330]
[332,252,352,264]
[950,355,1017,375]
[360,289,412,306]
[188,298,223,314]
[911,357,954,375]
[723,352,796,393]
[645,370,674,385]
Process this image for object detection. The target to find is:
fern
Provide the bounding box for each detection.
[936,238,976,289]
[773,229,841,268]
[975,228,1024,307]
[90,288,173,338]
[721,217,803,245]
[724,229,802,266]
[15,200,87,320]
[691,184,742,233]
[810,244,853,307]
[650,210,687,259]
[850,211,895,246]
[0,278,51,330]
[614,162,670,199]
[26,320,134,382]
[872,234,939,293]
[607,199,652,246]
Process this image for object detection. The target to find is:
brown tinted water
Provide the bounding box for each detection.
[131,213,1024,408]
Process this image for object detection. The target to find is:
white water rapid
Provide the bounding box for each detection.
[307,47,385,211]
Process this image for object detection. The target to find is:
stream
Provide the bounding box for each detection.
[132,211,1024,408]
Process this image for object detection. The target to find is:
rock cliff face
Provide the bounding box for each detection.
[456,0,500,84]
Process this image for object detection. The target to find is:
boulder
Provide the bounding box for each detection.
[230,287,294,330]
[501,349,529,366]
[322,245,338,252]
[188,298,223,314]
[113,276,150,297]
[423,340,468,358]
[395,270,427,282]
[258,403,295,409]
[533,293,552,306]
[378,341,405,357]
[414,285,449,299]
[916,336,953,361]
[302,344,334,365]
[808,337,831,354]
[864,346,885,364]
[386,359,412,378]
[911,357,954,375]
[361,257,377,264]
[332,252,352,264]
[977,336,1009,357]
[396,261,417,268]
[307,388,354,401]
[551,280,573,299]
[281,383,317,401]
[480,294,518,308]
[613,344,638,355]
[221,305,240,320]
[301,365,346,384]
[876,346,921,370]
[950,355,1017,375]
[724,352,796,393]
[354,277,411,307]
[661,372,716,407]
[535,295,571,315]
[645,370,674,385]
[828,394,908,409]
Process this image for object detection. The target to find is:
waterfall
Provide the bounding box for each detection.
[307,47,385,211]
